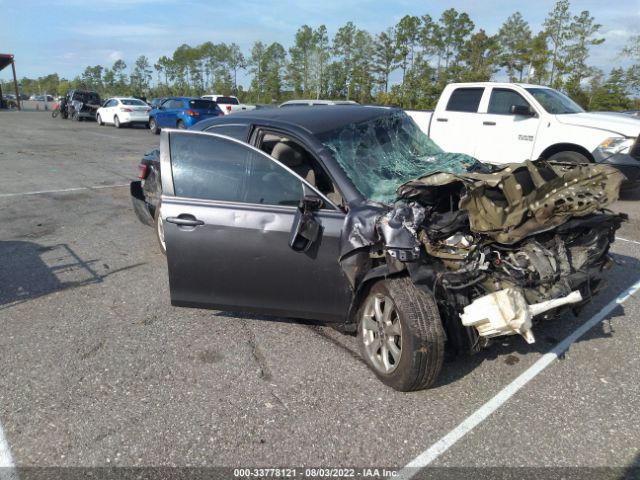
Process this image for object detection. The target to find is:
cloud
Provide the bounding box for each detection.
[108,50,124,61]
[55,0,172,9]
[71,24,166,38]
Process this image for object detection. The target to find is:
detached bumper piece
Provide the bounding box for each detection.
[460,288,583,344]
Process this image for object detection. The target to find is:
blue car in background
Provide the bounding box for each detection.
[149,97,223,134]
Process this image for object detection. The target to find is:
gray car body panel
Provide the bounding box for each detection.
[160,129,352,322]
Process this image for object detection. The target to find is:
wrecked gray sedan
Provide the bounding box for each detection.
[131,106,625,391]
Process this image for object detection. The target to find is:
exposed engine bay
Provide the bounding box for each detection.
[341,158,626,354]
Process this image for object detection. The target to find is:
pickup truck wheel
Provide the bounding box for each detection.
[149,118,159,134]
[177,120,186,129]
[154,204,166,255]
[114,116,121,128]
[548,151,590,164]
[358,277,445,391]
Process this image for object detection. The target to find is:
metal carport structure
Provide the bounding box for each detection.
[0,53,21,110]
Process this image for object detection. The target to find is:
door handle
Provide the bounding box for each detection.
[166,216,204,227]
[483,121,496,126]
[436,118,448,122]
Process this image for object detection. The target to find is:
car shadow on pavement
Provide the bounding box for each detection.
[433,252,640,388]
[0,240,145,310]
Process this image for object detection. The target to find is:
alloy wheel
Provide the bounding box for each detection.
[361,293,402,374]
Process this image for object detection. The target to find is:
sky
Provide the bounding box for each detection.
[0,0,638,87]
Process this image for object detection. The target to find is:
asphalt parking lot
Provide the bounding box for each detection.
[1,111,639,479]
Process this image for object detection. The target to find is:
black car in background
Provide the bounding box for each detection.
[130,106,625,391]
[64,89,102,120]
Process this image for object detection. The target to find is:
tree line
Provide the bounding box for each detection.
[5,1,640,111]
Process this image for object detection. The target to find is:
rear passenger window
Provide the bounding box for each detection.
[204,124,250,141]
[488,89,531,115]
[446,88,483,112]
[170,132,302,206]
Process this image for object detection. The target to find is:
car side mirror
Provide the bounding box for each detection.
[289,195,322,252]
[511,105,535,116]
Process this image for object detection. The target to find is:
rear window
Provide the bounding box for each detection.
[446,88,483,113]
[121,99,147,106]
[189,100,218,110]
[215,96,239,105]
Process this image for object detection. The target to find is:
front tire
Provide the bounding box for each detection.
[358,277,445,391]
[548,151,590,164]
[177,120,186,129]
[96,114,103,126]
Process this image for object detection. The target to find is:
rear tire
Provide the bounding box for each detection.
[114,116,121,128]
[149,118,159,135]
[548,151,590,164]
[177,120,186,129]
[154,204,166,256]
[357,277,445,391]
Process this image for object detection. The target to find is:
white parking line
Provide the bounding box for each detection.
[0,420,15,473]
[0,183,130,198]
[399,277,640,479]
[616,236,640,246]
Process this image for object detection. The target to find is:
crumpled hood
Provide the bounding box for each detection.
[397,160,625,244]
[555,113,640,137]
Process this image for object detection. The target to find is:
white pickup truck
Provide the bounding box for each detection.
[201,94,255,115]
[407,82,640,187]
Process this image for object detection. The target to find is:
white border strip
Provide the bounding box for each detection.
[0,183,130,198]
[616,236,640,246]
[399,278,640,479]
[0,420,15,473]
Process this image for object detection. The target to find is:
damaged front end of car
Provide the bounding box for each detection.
[340,158,626,354]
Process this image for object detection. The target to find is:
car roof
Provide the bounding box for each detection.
[169,96,209,101]
[447,82,551,89]
[194,105,399,136]
[280,99,359,105]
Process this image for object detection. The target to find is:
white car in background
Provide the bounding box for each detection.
[200,94,255,115]
[96,97,150,128]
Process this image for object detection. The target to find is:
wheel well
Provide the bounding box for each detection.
[539,143,594,162]
[347,268,408,325]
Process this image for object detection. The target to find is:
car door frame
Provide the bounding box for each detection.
[474,86,541,164]
[430,86,485,156]
[249,125,348,208]
[156,98,173,127]
[159,129,353,322]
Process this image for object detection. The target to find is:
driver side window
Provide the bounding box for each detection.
[488,89,531,115]
[169,132,303,206]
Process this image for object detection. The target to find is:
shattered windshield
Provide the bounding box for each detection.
[319,111,482,203]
